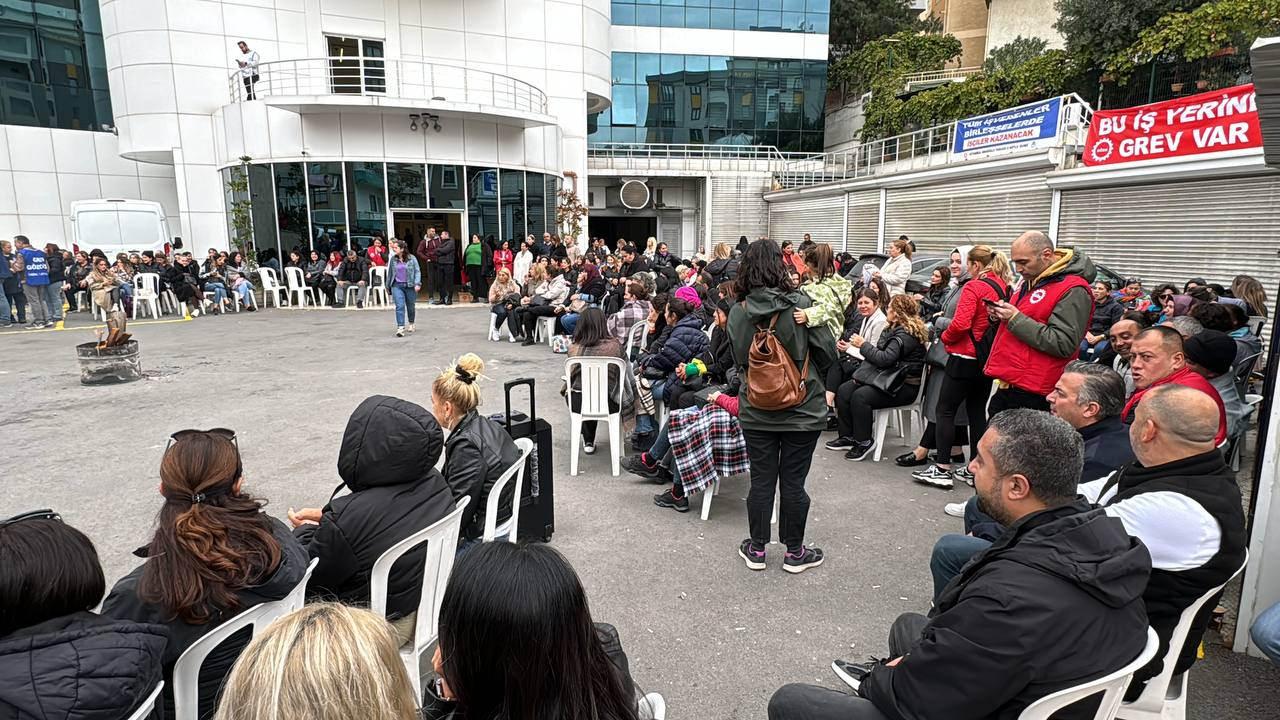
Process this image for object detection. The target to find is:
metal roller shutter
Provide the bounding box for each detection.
[847,191,880,256]
[768,195,844,248]
[883,170,1053,255]
[1057,176,1280,288]
[711,174,771,247]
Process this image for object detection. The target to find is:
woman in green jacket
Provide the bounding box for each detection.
[728,239,838,575]
[464,234,485,303]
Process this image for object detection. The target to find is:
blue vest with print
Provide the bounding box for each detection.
[18,247,49,285]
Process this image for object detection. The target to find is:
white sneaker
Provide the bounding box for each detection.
[912,465,955,489]
[583,440,596,455]
[944,502,967,518]
[406,323,415,333]
[396,326,405,337]
[509,333,518,343]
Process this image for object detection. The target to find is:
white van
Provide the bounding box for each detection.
[70,199,180,256]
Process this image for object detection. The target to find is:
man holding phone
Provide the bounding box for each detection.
[983,231,1096,415]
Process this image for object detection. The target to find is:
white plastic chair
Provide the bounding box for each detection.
[94,298,124,321]
[536,315,558,345]
[367,266,389,307]
[1117,552,1248,720]
[701,474,778,526]
[871,380,927,462]
[624,321,649,363]
[284,266,317,307]
[483,437,534,541]
[258,268,287,308]
[276,556,319,614]
[639,692,666,720]
[171,603,277,720]
[125,681,164,720]
[1020,628,1161,720]
[75,289,91,312]
[370,496,470,698]
[565,356,627,477]
[132,273,162,318]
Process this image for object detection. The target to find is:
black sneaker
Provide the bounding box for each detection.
[953,466,976,487]
[912,465,955,489]
[824,436,856,451]
[738,539,766,571]
[831,658,879,692]
[521,338,537,346]
[825,409,839,431]
[895,451,929,467]
[630,432,654,453]
[653,488,689,513]
[621,454,660,479]
[25,322,42,329]
[844,440,875,461]
[783,545,825,574]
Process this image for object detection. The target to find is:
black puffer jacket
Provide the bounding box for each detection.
[706,257,739,285]
[0,612,167,720]
[649,313,710,373]
[861,501,1151,720]
[445,409,522,540]
[295,395,455,619]
[859,326,926,382]
[102,517,307,720]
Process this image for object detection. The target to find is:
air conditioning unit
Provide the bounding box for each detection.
[587,190,605,210]
[619,179,651,209]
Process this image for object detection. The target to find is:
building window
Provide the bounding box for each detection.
[0,1,113,131]
[609,0,829,33]
[326,36,385,94]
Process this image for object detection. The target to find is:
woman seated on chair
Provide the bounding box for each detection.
[823,288,889,424]
[304,250,336,306]
[564,307,632,456]
[84,256,121,316]
[214,603,419,720]
[166,253,205,315]
[0,510,166,720]
[111,253,137,314]
[226,251,256,311]
[285,250,305,271]
[557,263,607,336]
[630,288,709,452]
[201,255,232,314]
[431,354,521,552]
[513,264,570,346]
[826,294,928,462]
[323,251,343,302]
[366,237,388,267]
[336,250,369,308]
[101,429,307,720]
[488,268,521,341]
[423,542,643,720]
[607,280,652,349]
[287,396,455,646]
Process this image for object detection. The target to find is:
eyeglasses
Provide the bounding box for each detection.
[0,508,61,528]
[166,427,238,453]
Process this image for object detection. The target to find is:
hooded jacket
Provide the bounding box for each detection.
[649,312,710,374]
[444,409,522,541]
[728,287,838,432]
[294,396,455,618]
[0,612,167,720]
[861,500,1151,720]
[985,248,1096,395]
[102,517,308,720]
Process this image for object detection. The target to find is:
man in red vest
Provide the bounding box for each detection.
[985,231,1095,416]
[1124,325,1227,445]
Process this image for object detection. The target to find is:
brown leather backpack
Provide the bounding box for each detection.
[746,313,809,411]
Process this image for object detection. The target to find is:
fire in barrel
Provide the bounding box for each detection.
[76,310,142,385]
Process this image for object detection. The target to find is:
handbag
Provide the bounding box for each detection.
[853,361,908,395]
[926,340,949,369]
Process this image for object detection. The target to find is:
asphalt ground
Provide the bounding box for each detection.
[1,303,1275,718]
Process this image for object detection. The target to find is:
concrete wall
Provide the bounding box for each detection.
[824,96,867,153]
[925,0,988,68]
[985,0,1064,55]
[0,126,180,248]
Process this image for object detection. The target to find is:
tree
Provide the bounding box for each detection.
[225,155,255,264]
[1106,0,1280,77]
[828,0,921,57]
[1055,0,1213,69]
[831,31,963,96]
[984,36,1050,74]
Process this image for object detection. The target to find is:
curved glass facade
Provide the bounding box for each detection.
[590,52,827,151]
[611,0,829,32]
[0,0,113,130]
[224,162,560,264]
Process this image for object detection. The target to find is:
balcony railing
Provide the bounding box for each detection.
[588,143,819,172]
[901,66,984,92]
[228,57,548,115]
[775,94,1094,189]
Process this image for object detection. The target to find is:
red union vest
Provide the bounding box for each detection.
[984,273,1093,396]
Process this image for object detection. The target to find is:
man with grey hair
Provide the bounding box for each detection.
[984,231,1096,415]
[1163,315,1203,339]
[783,411,1151,720]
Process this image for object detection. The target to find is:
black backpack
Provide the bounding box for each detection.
[969,277,1011,364]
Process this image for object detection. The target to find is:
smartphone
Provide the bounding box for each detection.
[982,298,998,306]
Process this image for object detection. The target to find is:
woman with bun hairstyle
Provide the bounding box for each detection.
[102,429,308,720]
[433,354,522,549]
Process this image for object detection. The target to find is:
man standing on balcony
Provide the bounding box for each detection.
[237,41,260,101]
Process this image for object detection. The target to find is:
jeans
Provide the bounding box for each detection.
[836,380,918,442]
[742,428,820,551]
[935,366,991,464]
[560,312,580,335]
[235,282,254,308]
[23,282,47,323]
[42,282,63,321]
[5,291,23,322]
[0,289,10,323]
[1080,339,1108,361]
[391,283,416,326]
[1250,601,1280,665]
[768,613,930,720]
[988,386,1049,416]
[208,283,226,307]
[930,533,991,600]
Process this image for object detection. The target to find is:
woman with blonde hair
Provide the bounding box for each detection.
[432,354,522,550]
[214,603,419,720]
[912,244,1011,489]
[1232,274,1268,318]
[488,267,521,341]
[829,294,928,461]
[874,237,914,296]
[644,236,657,258]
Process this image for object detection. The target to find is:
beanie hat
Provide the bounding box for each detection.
[1184,329,1236,376]
[674,285,703,308]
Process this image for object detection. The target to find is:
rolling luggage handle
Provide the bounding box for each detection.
[503,378,541,499]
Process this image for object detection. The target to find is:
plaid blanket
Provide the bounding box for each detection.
[668,405,749,496]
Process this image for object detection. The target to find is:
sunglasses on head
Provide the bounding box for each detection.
[0,509,61,528]
[165,427,238,453]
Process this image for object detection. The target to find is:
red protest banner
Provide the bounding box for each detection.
[1083,84,1260,166]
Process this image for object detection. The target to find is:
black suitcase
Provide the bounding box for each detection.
[495,378,555,542]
